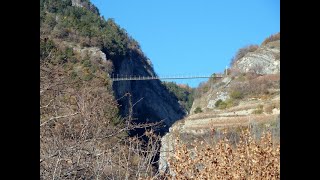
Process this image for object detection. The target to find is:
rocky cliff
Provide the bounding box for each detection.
[110,48,186,135]
[233,40,280,74]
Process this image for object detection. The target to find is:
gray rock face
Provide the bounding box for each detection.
[234,40,280,74]
[159,131,175,173]
[207,91,229,109]
[71,0,99,14]
[71,0,83,7]
[73,46,107,63]
[111,49,186,134]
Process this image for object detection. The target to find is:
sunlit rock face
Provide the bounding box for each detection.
[234,40,280,75]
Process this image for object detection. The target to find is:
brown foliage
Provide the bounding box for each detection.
[166,129,280,179]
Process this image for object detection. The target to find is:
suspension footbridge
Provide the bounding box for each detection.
[111,73,224,81]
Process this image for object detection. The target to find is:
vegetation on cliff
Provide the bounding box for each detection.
[162,82,194,113]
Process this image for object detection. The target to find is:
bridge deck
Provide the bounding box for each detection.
[111,74,224,81]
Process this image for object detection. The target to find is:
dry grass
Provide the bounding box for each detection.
[230,45,259,66]
[229,74,280,100]
[261,32,280,46]
[165,129,280,179]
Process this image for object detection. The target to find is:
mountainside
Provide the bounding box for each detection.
[40,0,185,178]
[40,0,185,134]
[159,33,280,173]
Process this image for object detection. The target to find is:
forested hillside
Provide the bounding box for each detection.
[40,0,183,178]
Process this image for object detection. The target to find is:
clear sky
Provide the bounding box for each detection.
[91,0,280,87]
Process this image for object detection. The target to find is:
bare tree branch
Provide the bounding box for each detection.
[40,99,54,109]
[40,112,79,127]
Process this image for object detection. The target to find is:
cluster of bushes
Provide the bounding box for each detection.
[252,104,264,114]
[40,38,76,64]
[214,99,234,109]
[40,38,55,59]
[213,72,280,110]
[194,107,202,114]
[229,74,280,99]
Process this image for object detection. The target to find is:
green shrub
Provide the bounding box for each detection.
[40,38,55,59]
[70,71,77,79]
[225,99,235,108]
[252,104,264,114]
[83,73,94,81]
[215,99,223,107]
[194,107,203,114]
[230,91,243,99]
[83,59,92,67]
[65,47,74,58]
[215,99,227,109]
[252,109,263,114]
[218,102,227,109]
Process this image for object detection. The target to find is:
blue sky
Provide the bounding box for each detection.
[91,0,280,87]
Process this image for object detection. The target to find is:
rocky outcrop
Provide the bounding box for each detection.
[58,41,108,63]
[71,0,99,15]
[234,40,280,74]
[73,46,107,63]
[71,0,84,8]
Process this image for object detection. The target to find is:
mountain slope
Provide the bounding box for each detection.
[40,0,185,134]
[40,0,185,178]
[159,33,280,172]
